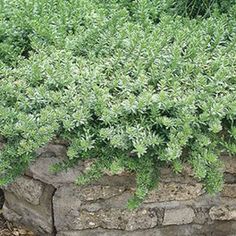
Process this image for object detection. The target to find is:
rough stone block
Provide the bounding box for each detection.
[3,201,54,235]
[2,204,22,222]
[35,143,68,157]
[193,208,210,224]
[28,154,83,188]
[55,208,159,231]
[79,185,126,201]
[54,184,128,231]
[4,176,44,205]
[3,181,55,236]
[145,182,203,203]
[221,156,236,174]
[163,207,195,225]
[221,184,236,198]
[209,206,236,221]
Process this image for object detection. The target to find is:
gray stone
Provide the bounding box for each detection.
[53,184,83,231]
[221,155,236,174]
[2,204,22,222]
[55,208,158,231]
[3,201,54,235]
[125,208,160,231]
[79,185,126,201]
[28,155,83,187]
[35,143,68,157]
[57,222,236,236]
[193,208,210,224]
[54,184,129,231]
[3,184,55,236]
[145,182,203,203]
[4,176,44,205]
[79,190,134,211]
[163,207,195,225]
[209,206,236,220]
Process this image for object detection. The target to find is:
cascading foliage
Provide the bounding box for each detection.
[0,0,236,208]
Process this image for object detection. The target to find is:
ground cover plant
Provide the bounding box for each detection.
[0,0,236,208]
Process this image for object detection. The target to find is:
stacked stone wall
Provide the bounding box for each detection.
[1,141,236,236]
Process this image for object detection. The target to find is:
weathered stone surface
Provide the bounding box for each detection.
[56,208,158,231]
[221,184,236,198]
[193,208,210,224]
[224,173,236,184]
[57,221,236,236]
[145,182,203,203]
[2,204,22,222]
[3,201,54,235]
[79,185,126,201]
[209,206,236,221]
[221,155,236,174]
[35,143,68,157]
[4,176,44,205]
[28,155,83,187]
[54,184,129,231]
[163,207,195,225]
[80,190,134,211]
[53,184,82,231]
[3,183,55,236]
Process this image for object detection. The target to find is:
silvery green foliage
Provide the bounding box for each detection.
[0,0,236,208]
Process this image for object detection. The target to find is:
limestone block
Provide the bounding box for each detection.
[209,206,236,221]
[4,176,44,205]
[163,207,195,225]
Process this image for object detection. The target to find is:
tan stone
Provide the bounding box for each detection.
[145,182,203,203]
[209,206,236,221]
[221,184,236,198]
[163,207,195,225]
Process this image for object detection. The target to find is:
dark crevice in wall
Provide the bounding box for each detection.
[0,189,4,208]
[0,189,6,231]
[51,187,57,236]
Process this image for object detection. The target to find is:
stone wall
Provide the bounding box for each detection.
[1,141,236,236]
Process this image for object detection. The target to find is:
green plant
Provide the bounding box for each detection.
[0,0,236,208]
[172,0,236,18]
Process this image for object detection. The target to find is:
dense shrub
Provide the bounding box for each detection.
[173,0,236,17]
[0,0,236,208]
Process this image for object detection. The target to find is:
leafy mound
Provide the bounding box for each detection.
[0,0,236,208]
